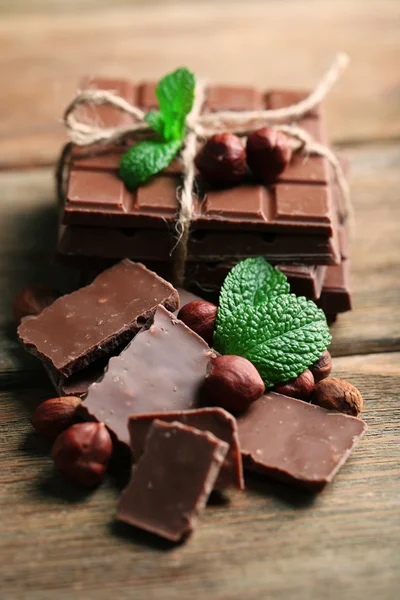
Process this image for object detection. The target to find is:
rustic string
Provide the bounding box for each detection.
[59,53,350,286]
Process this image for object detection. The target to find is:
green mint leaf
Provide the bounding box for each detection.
[144,111,166,138]
[219,257,290,317]
[156,67,195,141]
[214,258,331,388]
[119,139,181,189]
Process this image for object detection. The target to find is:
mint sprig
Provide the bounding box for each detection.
[214,258,331,388]
[120,67,195,189]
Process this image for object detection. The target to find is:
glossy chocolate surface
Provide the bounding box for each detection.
[18,260,178,376]
[236,392,366,491]
[129,408,244,490]
[80,305,216,446]
[117,420,228,542]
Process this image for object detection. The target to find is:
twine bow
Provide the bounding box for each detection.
[59,53,351,286]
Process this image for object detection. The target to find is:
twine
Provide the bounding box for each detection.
[59,53,351,286]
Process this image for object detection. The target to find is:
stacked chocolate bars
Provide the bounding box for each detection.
[57,77,351,320]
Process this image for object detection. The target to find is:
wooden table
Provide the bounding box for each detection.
[1,1,399,598]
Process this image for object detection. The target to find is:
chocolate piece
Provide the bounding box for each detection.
[117,420,228,542]
[18,260,179,377]
[57,223,340,265]
[236,392,367,491]
[317,259,352,314]
[129,408,243,489]
[45,359,109,399]
[80,305,216,446]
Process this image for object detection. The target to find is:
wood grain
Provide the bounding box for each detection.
[1,0,400,168]
[1,1,399,598]
[1,351,399,600]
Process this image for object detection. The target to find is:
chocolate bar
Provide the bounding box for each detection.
[80,305,216,446]
[317,259,352,314]
[18,260,179,377]
[236,392,367,491]
[129,408,244,490]
[58,77,340,266]
[57,222,340,265]
[117,419,228,542]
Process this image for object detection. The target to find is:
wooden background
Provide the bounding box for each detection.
[0,1,399,598]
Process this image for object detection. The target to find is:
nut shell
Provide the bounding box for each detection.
[195,133,247,187]
[13,285,59,325]
[246,126,292,183]
[177,300,217,346]
[309,350,332,383]
[274,369,315,400]
[32,396,81,442]
[203,355,265,413]
[312,377,363,416]
[52,422,113,487]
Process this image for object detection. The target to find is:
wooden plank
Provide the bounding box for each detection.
[1,0,400,168]
[0,351,398,599]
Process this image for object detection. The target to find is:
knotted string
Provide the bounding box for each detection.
[58,53,351,286]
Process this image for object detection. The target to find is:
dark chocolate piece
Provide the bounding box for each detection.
[317,259,351,314]
[80,305,216,446]
[117,419,228,541]
[236,392,367,491]
[18,260,179,377]
[129,408,244,489]
[57,223,340,265]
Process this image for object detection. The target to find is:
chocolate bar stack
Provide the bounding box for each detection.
[58,77,351,321]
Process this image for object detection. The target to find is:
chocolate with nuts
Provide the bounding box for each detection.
[117,420,228,542]
[18,260,179,377]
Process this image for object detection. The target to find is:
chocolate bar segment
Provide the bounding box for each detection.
[80,305,216,446]
[317,260,352,314]
[236,392,367,491]
[117,420,228,542]
[58,223,340,265]
[18,260,179,377]
[129,408,244,490]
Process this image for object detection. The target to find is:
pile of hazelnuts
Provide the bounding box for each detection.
[194,127,292,187]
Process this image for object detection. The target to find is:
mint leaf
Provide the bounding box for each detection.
[214,258,331,388]
[144,111,165,138]
[119,139,181,189]
[156,67,195,141]
[219,257,289,317]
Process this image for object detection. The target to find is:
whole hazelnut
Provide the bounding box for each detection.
[178,300,217,346]
[52,422,113,487]
[309,350,332,383]
[202,355,265,413]
[274,369,314,400]
[246,127,292,183]
[195,133,247,187]
[312,377,363,416]
[13,285,59,325]
[32,396,81,442]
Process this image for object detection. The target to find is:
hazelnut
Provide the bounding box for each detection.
[309,350,332,383]
[311,377,363,416]
[202,355,265,413]
[178,300,217,345]
[32,396,81,442]
[52,422,113,487]
[274,369,314,400]
[13,285,59,325]
[195,133,247,186]
[246,126,292,183]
